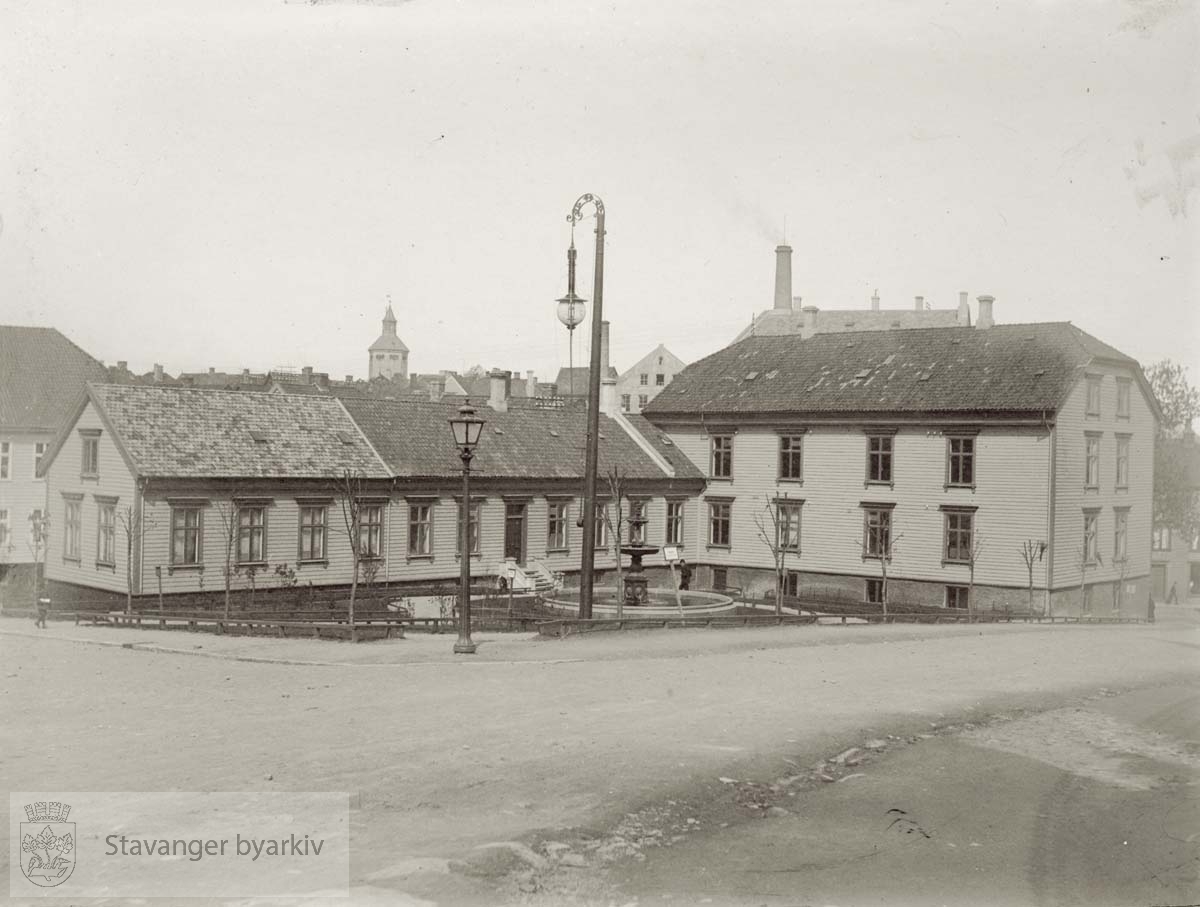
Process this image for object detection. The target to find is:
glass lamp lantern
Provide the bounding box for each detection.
[449,401,485,453]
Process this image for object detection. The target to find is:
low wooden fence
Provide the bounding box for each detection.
[75,611,408,642]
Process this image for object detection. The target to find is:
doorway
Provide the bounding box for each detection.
[504,502,527,565]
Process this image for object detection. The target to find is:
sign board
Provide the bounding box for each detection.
[662,545,680,563]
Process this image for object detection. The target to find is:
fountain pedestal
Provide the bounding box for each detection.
[621,545,658,606]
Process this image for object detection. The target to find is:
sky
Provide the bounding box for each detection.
[2,0,1197,386]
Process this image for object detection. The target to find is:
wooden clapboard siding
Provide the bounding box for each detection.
[663,424,1051,589]
[43,402,138,594]
[1051,367,1156,589]
[0,431,55,565]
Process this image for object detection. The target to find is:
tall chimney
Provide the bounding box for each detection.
[914,295,925,312]
[957,291,970,325]
[208,367,216,375]
[117,360,127,371]
[428,376,445,402]
[871,290,880,312]
[600,321,611,375]
[488,369,511,412]
[153,363,164,383]
[302,365,313,384]
[977,295,995,329]
[242,368,250,379]
[345,374,354,384]
[774,244,793,311]
[526,370,537,398]
[801,305,819,339]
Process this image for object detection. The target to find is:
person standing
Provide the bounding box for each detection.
[678,559,692,591]
[34,596,49,629]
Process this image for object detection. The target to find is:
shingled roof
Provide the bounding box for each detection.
[733,306,964,343]
[0,326,109,432]
[645,323,1147,419]
[340,397,704,483]
[54,385,390,479]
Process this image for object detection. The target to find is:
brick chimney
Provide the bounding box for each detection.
[301,366,313,384]
[774,244,793,311]
[914,295,925,312]
[871,290,880,312]
[487,369,511,412]
[957,291,970,325]
[977,295,995,329]
[428,375,445,401]
[153,363,164,383]
[526,370,537,398]
[801,305,819,339]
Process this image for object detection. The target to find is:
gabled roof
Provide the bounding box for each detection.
[0,326,109,432]
[645,322,1146,419]
[340,397,704,482]
[733,307,963,343]
[49,384,390,479]
[554,366,619,397]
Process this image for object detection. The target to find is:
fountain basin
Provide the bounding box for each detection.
[541,587,735,617]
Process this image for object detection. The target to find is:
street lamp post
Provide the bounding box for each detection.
[449,400,485,654]
[569,193,605,620]
[556,243,587,399]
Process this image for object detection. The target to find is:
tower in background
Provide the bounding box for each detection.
[368,304,409,381]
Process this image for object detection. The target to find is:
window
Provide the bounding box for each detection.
[456,497,481,556]
[64,500,82,561]
[778,434,804,482]
[594,503,608,550]
[946,436,975,487]
[665,500,684,546]
[30,508,46,551]
[171,505,202,565]
[237,505,267,565]
[1082,585,1094,614]
[1113,509,1128,562]
[1115,435,1129,489]
[298,505,326,561]
[638,394,649,409]
[407,502,432,557]
[639,373,648,386]
[96,501,115,566]
[783,571,800,597]
[1085,434,1100,489]
[360,503,384,558]
[708,500,732,548]
[0,509,7,549]
[866,578,884,604]
[712,567,728,591]
[943,509,975,563]
[1083,511,1100,564]
[621,394,631,412]
[1086,376,1101,416]
[1151,524,1171,551]
[946,585,969,610]
[628,500,647,544]
[547,500,569,551]
[776,500,802,552]
[866,433,894,484]
[862,505,893,559]
[33,442,47,477]
[655,373,665,386]
[0,441,9,479]
[81,432,100,477]
[1116,379,1131,419]
[710,434,733,479]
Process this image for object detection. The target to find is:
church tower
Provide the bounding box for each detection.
[368,304,409,381]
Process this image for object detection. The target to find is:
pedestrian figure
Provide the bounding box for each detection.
[1147,592,1156,624]
[34,597,49,629]
[1167,582,1178,604]
[678,559,692,591]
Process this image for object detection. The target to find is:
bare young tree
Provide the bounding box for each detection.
[330,468,377,628]
[1018,539,1047,616]
[116,505,155,615]
[27,511,50,608]
[752,495,800,616]
[601,467,629,619]
[1077,542,1102,615]
[209,497,241,620]
[965,533,984,618]
[857,513,901,616]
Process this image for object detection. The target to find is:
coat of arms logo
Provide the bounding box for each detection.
[19,801,75,887]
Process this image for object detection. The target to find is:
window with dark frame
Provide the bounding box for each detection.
[628,500,647,544]
[638,394,649,409]
[862,506,892,558]
[943,509,974,563]
[946,585,969,609]
[170,505,201,565]
[776,500,802,552]
[710,434,733,479]
[621,394,630,411]
[656,373,665,386]
[64,500,81,561]
[97,501,116,566]
[237,504,267,565]
[784,571,800,598]
[547,500,569,551]
[33,442,47,477]
[360,503,384,558]
[298,505,326,561]
[1086,376,1101,416]
[1151,524,1171,551]
[1116,379,1131,418]
[866,578,884,604]
[81,434,100,476]
[594,503,608,550]
[779,434,804,481]
[639,373,648,385]
[0,441,8,479]
[407,502,431,557]
[946,436,975,487]
[708,500,732,547]
[1085,434,1101,489]
[1115,435,1129,489]
[866,434,893,484]
[712,567,728,591]
[665,500,684,546]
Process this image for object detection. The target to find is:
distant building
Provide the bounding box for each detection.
[554,322,619,398]
[733,244,973,344]
[368,305,409,381]
[1150,437,1200,602]
[0,326,108,595]
[617,344,687,414]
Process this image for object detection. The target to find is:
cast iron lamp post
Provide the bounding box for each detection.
[568,193,605,620]
[449,400,485,654]
[556,241,587,399]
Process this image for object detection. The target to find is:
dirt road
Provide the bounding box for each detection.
[2,616,1196,905]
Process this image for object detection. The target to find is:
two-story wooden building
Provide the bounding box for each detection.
[642,315,1159,616]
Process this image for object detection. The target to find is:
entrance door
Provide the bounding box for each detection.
[1151,564,1167,600]
[504,503,526,564]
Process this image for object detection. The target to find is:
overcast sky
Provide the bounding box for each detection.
[2,0,1197,386]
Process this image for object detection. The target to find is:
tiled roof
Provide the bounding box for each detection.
[85,385,390,479]
[645,323,1140,418]
[733,307,963,343]
[554,366,619,396]
[340,397,704,482]
[0,326,109,431]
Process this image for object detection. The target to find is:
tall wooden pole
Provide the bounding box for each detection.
[572,194,605,620]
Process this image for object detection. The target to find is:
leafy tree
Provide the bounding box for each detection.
[1146,360,1200,540]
